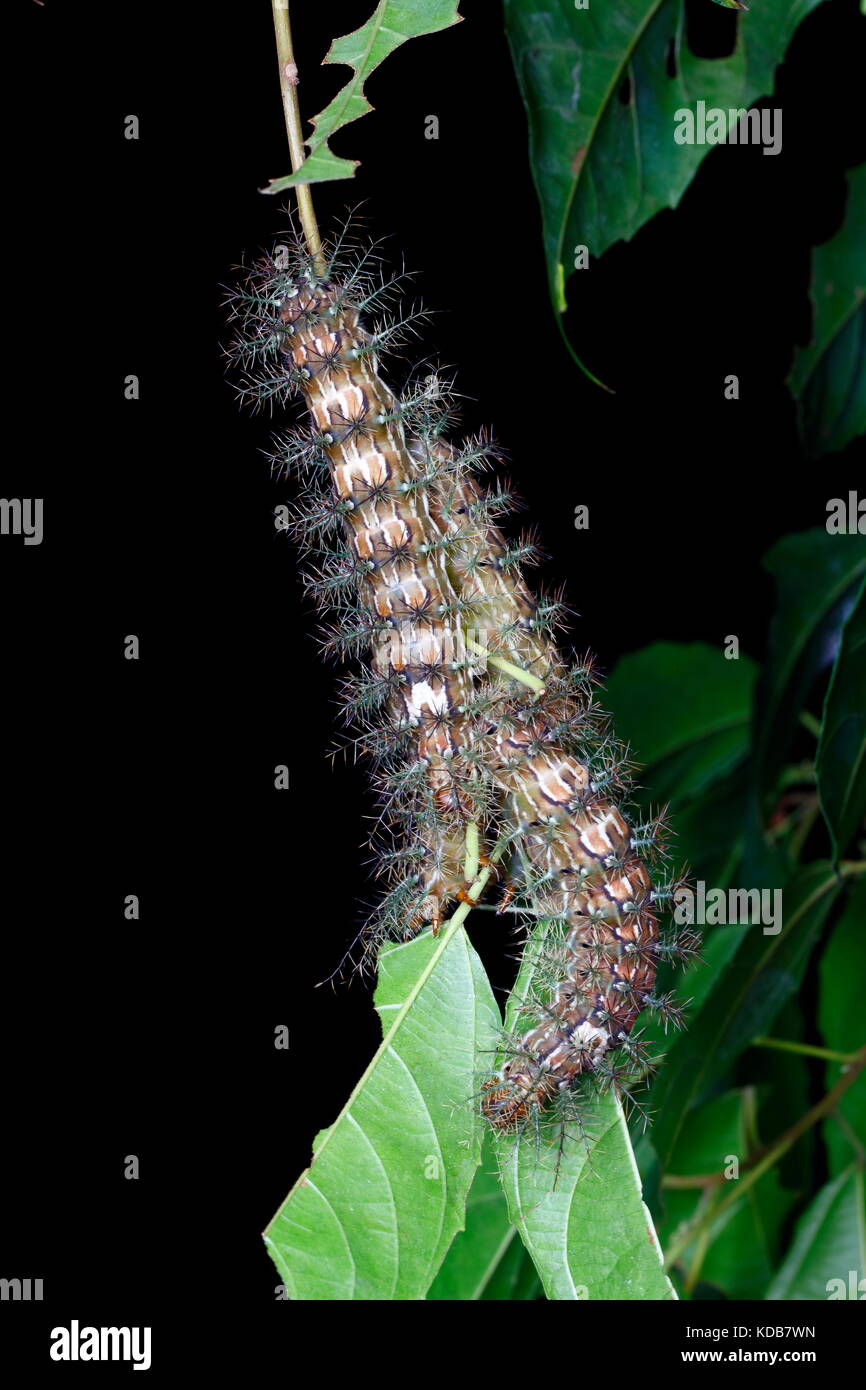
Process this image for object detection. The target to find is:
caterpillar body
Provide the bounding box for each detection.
[228,225,693,1133]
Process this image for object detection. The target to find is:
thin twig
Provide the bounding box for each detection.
[271,0,325,272]
[751,1035,861,1065]
[465,636,546,694]
[662,1044,866,1266]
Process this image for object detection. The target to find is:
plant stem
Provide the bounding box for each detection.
[463,821,480,884]
[662,1044,866,1266]
[751,1035,860,1064]
[464,636,546,694]
[271,0,325,272]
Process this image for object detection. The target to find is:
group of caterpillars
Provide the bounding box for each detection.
[227,220,696,1141]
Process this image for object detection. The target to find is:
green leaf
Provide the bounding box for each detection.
[753,530,866,817]
[766,1166,866,1300]
[751,999,815,1193]
[429,1141,544,1298]
[605,642,757,806]
[670,767,750,892]
[789,165,866,458]
[605,649,757,1036]
[263,920,500,1300]
[658,1090,796,1299]
[491,921,676,1300]
[480,1240,543,1300]
[819,878,866,1177]
[264,2,462,192]
[650,861,842,1172]
[503,0,822,353]
[816,577,866,858]
[427,1134,523,1299]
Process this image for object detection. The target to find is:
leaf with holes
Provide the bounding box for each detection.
[263,920,500,1300]
[264,1,462,192]
[504,0,824,372]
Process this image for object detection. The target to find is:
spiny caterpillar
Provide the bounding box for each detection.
[227,222,695,1132]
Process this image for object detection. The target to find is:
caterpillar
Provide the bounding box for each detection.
[227,221,694,1133]
[422,433,696,1130]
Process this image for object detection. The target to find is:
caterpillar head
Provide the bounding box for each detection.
[481,1064,558,1131]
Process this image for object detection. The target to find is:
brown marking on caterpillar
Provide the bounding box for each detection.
[229,231,688,1105]
[277,280,486,935]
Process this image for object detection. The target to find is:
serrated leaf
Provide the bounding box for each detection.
[766,1166,866,1300]
[816,577,866,858]
[264,1,462,192]
[605,642,757,806]
[753,529,866,818]
[789,165,866,458]
[650,860,842,1172]
[819,878,866,1177]
[490,920,676,1300]
[263,920,500,1300]
[503,0,822,355]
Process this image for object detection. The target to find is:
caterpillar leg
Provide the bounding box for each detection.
[495,878,518,914]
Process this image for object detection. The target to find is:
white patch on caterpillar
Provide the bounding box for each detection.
[229,227,691,1105]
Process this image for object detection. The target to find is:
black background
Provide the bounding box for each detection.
[2,0,864,1355]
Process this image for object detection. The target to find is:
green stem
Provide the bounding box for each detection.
[463,821,480,884]
[450,832,511,923]
[840,860,866,878]
[464,636,546,694]
[663,1044,866,1267]
[751,1036,860,1065]
[798,710,822,739]
[271,0,325,271]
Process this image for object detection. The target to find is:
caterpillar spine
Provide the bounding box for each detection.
[227,222,694,1129]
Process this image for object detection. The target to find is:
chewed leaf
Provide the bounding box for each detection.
[263,920,500,1300]
[504,0,821,379]
[264,1,462,192]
